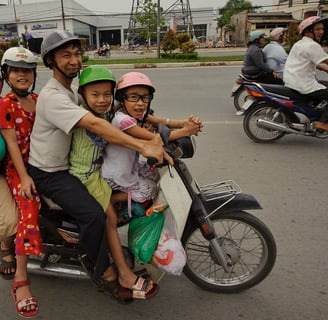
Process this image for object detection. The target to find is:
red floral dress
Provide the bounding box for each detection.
[0,92,43,256]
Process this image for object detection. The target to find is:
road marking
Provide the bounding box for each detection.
[204,120,242,124]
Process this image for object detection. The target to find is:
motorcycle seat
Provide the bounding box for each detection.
[41,195,62,210]
[259,83,311,102]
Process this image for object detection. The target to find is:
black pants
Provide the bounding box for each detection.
[28,164,110,282]
[242,72,284,85]
[307,88,328,122]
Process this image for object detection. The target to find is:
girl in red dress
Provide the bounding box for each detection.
[0,47,42,318]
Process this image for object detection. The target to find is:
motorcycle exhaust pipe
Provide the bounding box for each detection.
[257,119,300,134]
[27,260,89,280]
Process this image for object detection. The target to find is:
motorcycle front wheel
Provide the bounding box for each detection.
[182,211,276,293]
[243,104,286,143]
[233,86,249,111]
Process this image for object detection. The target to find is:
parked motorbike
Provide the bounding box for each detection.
[94,48,111,58]
[27,126,277,297]
[239,81,328,143]
[231,74,253,111]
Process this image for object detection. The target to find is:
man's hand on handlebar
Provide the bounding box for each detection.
[141,134,173,166]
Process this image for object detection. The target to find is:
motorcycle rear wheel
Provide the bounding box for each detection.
[243,104,286,143]
[233,86,249,111]
[182,211,276,293]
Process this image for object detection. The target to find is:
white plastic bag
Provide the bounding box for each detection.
[152,210,186,275]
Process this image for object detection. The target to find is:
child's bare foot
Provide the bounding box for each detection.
[0,240,16,279]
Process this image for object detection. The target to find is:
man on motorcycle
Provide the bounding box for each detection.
[27,30,168,286]
[263,27,288,80]
[283,16,328,131]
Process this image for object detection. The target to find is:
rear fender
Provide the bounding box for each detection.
[231,83,243,96]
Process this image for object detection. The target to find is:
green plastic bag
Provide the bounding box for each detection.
[128,209,165,264]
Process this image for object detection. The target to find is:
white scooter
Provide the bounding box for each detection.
[28,126,277,297]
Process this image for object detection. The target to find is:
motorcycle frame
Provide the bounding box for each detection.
[242,82,323,121]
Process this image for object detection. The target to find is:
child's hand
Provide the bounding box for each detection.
[20,175,37,200]
[184,115,203,135]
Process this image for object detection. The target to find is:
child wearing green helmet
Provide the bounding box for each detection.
[69,65,159,300]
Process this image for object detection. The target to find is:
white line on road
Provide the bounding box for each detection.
[204,120,242,124]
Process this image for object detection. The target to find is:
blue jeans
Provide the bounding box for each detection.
[28,164,110,282]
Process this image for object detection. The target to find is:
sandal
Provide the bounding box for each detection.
[117,276,159,300]
[0,246,16,280]
[12,279,39,318]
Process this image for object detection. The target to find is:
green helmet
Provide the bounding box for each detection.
[0,132,6,162]
[249,30,266,42]
[79,65,116,91]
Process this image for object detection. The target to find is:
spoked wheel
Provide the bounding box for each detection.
[182,211,276,293]
[243,104,286,143]
[233,86,250,111]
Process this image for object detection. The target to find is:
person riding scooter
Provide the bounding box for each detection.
[242,30,282,84]
[283,16,328,132]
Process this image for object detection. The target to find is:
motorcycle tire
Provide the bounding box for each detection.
[243,104,286,143]
[233,86,249,111]
[94,53,100,58]
[182,211,276,293]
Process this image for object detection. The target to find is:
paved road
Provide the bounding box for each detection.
[1,66,327,320]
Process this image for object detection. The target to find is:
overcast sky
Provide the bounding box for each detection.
[75,0,275,14]
[7,1,276,14]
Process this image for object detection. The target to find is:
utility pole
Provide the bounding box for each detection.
[11,0,20,45]
[157,0,160,58]
[61,0,66,30]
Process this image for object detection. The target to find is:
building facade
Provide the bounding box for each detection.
[0,0,217,51]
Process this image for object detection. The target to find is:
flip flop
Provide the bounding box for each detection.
[117,276,160,300]
[0,247,16,280]
[12,279,39,318]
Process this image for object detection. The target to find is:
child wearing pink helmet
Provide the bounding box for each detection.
[101,72,202,216]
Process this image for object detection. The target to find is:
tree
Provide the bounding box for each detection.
[161,29,179,54]
[135,0,165,47]
[216,0,259,42]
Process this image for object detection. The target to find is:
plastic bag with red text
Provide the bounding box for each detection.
[152,210,186,275]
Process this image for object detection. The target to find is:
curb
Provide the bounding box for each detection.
[37,60,243,71]
[98,60,243,69]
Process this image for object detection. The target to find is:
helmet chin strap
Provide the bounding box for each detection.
[52,62,80,79]
[6,79,35,98]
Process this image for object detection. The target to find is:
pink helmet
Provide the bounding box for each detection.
[115,72,155,99]
[270,27,286,41]
[298,16,327,35]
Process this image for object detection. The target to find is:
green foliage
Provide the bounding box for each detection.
[181,40,196,54]
[176,33,191,45]
[216,0,259,40]
[82,55,89,63]
[286,21,301,51]
[10,38,19,47]
[0,42,13,62]
[135,0,165,44]
[161,29,179,54]
[160,52,198,59]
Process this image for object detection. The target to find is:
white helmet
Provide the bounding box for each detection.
[1,47,37,96]
[270,27,286,41]
[1,47,36,69]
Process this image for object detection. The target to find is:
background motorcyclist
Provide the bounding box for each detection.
[283,16,328,131]
[242,30,282,84]
[263,27,288,81]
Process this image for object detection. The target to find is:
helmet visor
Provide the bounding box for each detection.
[6,60,37,69]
